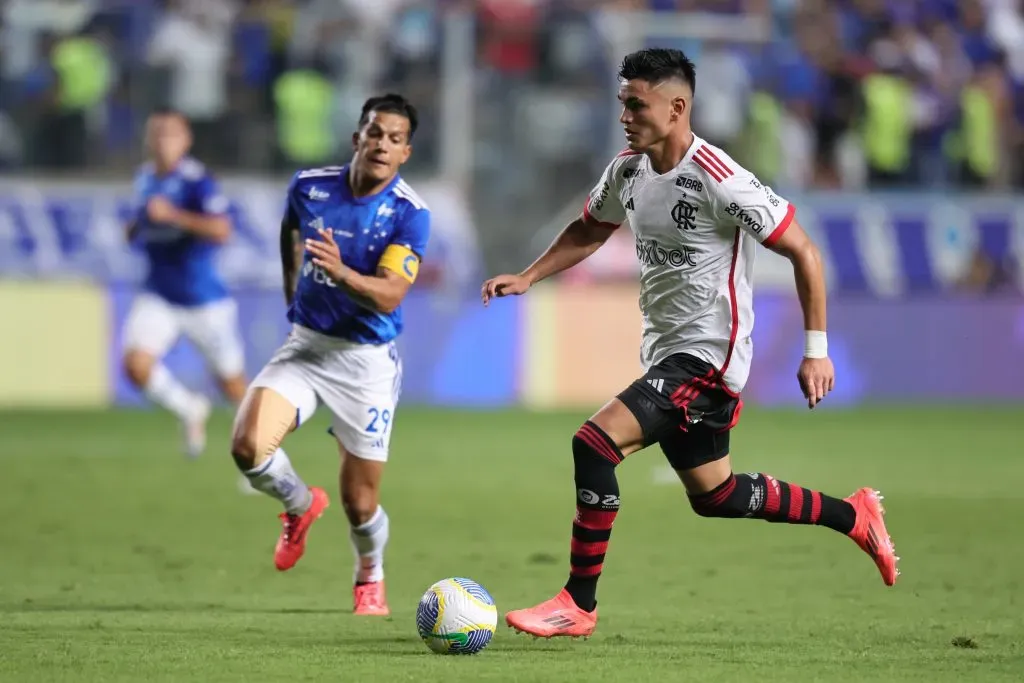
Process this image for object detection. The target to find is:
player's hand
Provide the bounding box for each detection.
[305,228,346,283]
[797,357,835,409]
[146,196,178,224]
[481,274,531,306]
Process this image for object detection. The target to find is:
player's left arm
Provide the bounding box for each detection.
[718,172,833,409]
[147,176,232,244]
[306,206,430,314]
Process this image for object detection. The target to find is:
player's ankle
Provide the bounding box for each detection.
[564,579,597,612]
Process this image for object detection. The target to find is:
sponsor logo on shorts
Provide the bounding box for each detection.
[646,378,665,393]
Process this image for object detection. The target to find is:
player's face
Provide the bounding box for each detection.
[352,111,412,183]
[617,79,687,152]
[145,114,192,167]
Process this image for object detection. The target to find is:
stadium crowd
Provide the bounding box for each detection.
[0,0,1022,192]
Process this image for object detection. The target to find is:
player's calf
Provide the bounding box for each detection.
[125,349,209,456]
[231,388,311,514]
[564,421,626,613]
[687,472,855,534]
[340,450,390,593]
[339,453,383,526]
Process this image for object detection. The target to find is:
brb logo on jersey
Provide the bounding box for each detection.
[674,175,704,192]
[636,237,697,268]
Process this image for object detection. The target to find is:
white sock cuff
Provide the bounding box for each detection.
[352,506,387,536]
[144,363,171,392]
[244,448,281,478]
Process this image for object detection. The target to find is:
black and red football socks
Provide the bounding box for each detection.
[687,472,856,534]
[563,421,624,612]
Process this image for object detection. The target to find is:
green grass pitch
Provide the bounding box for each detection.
[1,406,1023,682]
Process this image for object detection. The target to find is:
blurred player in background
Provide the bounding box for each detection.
[230,94,430,616]
[482,49,899,639]
[123,108,245,458]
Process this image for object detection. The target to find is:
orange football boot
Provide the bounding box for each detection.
[506,589,597,638]
[845,487,900,586]
[353,581,390,616]
[274,487,329,571]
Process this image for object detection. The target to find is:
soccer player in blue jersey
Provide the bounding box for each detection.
[123,108,246,458]
[230,94,430,616]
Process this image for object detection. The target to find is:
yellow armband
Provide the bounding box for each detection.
[379,243,420,283]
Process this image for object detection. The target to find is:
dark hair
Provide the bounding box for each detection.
[358,93,419,140]
[148,106,190,126]
[618,48,696,93]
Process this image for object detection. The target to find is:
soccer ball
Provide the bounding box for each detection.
[416,577,498,654]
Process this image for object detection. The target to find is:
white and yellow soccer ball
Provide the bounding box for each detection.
[416,577,498,655]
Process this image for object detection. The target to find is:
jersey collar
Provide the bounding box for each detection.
[639,133,705,177]
[680,133,704,168]
[339,164,402,205]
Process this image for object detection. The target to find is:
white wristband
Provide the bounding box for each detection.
[804,330,828,359]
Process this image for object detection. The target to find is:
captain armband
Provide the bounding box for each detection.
[379,243,420,284]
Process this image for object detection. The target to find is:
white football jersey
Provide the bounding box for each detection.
[583,135,795,394]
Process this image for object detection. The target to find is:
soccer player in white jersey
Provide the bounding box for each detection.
[482,49,899,639]
[230,94,430,616]
[123,108,246,458]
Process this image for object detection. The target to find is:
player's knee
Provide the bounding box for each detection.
[341,485,378,526]
[572,421,624,468]
[230,424,279,472]
[123,351,154,387]
[229,429,260,471]
[687,473,749,518]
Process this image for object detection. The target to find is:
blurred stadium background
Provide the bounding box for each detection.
[1,0,1023,409]
[2,1,1023,681]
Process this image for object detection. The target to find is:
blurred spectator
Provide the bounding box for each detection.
[43,18,114,168]
[147,0,237,164]
[692,40,751,151]
[273,59,336,168]
[0,0,1019,195]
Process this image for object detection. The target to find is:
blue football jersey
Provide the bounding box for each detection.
[130,157,231,306]
[285,165,431,344]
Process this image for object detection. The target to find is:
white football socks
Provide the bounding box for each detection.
[144,363,205,421]
[243,449,312,514]
[350,506,389,584]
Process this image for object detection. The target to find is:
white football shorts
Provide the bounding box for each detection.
[250,324,403,462]
[123,292,245,378]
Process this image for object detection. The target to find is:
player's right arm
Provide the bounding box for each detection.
[280,194,302,306]
[715,170,833,408]
[482,158,625,305]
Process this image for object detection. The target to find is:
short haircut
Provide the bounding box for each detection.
[618,48,696,94]
[358,93,419,141]
[148,106,189,125]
